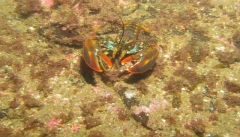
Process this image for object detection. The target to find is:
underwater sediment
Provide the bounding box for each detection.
[0,0,240,137]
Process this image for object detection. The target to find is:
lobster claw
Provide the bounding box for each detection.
[121,45,159,74]
[82,38,113,72]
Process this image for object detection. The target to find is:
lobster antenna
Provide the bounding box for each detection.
[116,14,125,44]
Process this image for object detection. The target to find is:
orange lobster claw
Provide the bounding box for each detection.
[82,39,113,72]
[121,45,159,74]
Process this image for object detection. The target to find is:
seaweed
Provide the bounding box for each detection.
[185,119,205,137]
[15,0,42,18]
[0,82,9,91]
[0,125,13,137]
[80,103,96,117]
[8,72,24,92]
[0,109,8,119]
[223,95,240,107]
[36,3,90,47]
[214,99,226,113]
[96,95,114,104]
[189,28,210,42]
[163,78,183,94]
[172,94,182,108]
[189,43,209,63]
[80,96,113,117]
[22,94,43,108]
[135,80,149,95]
[0,0,239,136]
[225,81,240,93]
[37,80,52,97]
[172,46,191,61]
[174,65,204,91]
[84,116,102,129]
[205,72,219,90]
[208,114,218,122]
[216,51,240,66]
[163,115,177,126]
[232,31,240,48]
[39,127,58,137]
[190,93,203,112]
[0,56,22,72]
[174,129,192,137]
[0,71,24,93]
[117,109,129,121]
[8,96,21,109]
[173,37,209,63]
[39,22,83,47]
[88,130,105,137]
[28,54,70,96]
[56,111,74,124]
[164,78,183,108]
[24,117,44,130]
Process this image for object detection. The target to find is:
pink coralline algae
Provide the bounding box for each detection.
[92,87,100,93]
[149,99,168,111]
[73,3,83,13]
[71,124,80,131]
[133,100,169,115]
[107,104,122,113]
[40,0,54,8]
[134,106,150,115]
[119,0,131,6]
[64,54,79,60]
[92,87,113,98]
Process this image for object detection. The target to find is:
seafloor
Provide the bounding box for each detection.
[0,0,240,137]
